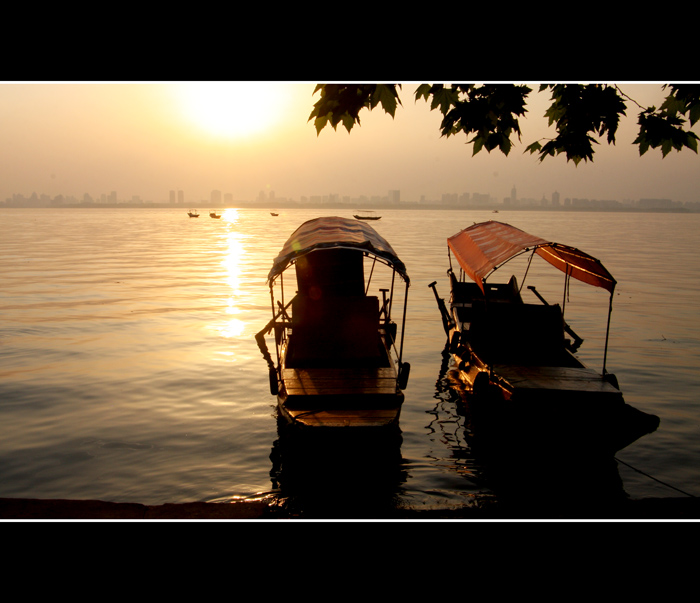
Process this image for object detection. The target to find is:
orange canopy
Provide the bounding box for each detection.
[447,221,616,294]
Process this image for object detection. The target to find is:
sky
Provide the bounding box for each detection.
[1,82,699,205]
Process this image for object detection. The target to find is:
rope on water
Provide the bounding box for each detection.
[615,456,697,498]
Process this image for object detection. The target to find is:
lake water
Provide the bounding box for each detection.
[1,207,698,517]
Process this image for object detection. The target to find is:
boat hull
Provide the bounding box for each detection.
[444,297,659,454]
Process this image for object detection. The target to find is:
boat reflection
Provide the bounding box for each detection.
[432,348,629,517]
[269,412,407,518]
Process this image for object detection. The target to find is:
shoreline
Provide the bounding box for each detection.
[0,204,696,214]
[2,496,699,520]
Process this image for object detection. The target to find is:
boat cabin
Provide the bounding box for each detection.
[284,248,389,369]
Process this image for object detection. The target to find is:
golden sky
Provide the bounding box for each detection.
[1,82,698,205]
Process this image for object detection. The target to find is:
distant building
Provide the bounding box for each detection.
[471,192,491,206]
[442,193,458,204]
[638,198,676,209]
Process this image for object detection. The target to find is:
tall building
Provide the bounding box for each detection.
[389,190,400,203]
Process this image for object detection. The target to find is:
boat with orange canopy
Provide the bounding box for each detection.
[430,221,659,454]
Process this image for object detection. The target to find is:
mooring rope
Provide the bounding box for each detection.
[615,457,697,498]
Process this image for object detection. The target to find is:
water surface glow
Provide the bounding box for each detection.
[0,207,698,511]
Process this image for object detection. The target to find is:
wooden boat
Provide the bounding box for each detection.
[209,211,221,219]
[256,216,411,429]
[270,212,279,216]
[430,221,659,454]
[187,209,199,218]
[354,213,381,221]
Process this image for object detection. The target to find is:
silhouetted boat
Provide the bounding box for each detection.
[187,209,199,218]
[430,220,659,454]
[256,216,411,429]
[271,212,279,216]
[354,212,381,220]
[209,211,221,219]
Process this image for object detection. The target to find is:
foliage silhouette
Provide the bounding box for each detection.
[308,84,700,165]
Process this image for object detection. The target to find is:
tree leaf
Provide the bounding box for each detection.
[371,84,401,117]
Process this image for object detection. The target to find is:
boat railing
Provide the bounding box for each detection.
[527,285,584,352]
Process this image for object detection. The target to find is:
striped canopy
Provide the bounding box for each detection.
[267,216,409,285]
[447,221,616,294]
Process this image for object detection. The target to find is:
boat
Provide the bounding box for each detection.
[430,220,659,454]
[209,211,221,219]
[271,212,279,216]
[187,209,200,218]
[354,212,381,221]
[255,216,411,429]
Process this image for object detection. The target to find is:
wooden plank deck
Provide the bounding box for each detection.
[494,365,620,393]
[282,367,398,397]
[281,407,400,428]
[279,366,403,427]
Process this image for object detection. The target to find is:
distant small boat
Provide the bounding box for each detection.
[209,211,221,219]
[270,212,279,216]
[188,209,200,218]
[354,211,381,221]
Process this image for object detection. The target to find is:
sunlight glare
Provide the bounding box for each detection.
[223,208,240,223]
[214,228,249,341]
[176,82,287,140]
[223,231,245,294]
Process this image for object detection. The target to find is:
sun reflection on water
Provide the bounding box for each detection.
[217,209,248,340]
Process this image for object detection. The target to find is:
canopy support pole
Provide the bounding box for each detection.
[603,292,613,375]
[562,267,571,317]
[365,256,377,295]
[519,249,536,293]
[398,281,409,368]
[388,270,396,322]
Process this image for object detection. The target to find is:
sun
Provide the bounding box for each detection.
[175,82,287,140]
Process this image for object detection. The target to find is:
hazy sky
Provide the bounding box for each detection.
[2,82,698,205]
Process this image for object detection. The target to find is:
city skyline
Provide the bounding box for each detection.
[5,183,693,212]
[2,82,699,208]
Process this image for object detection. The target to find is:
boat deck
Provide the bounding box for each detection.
[282,366,399,402]
[279,366,402,427]
[494,365,621,394]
